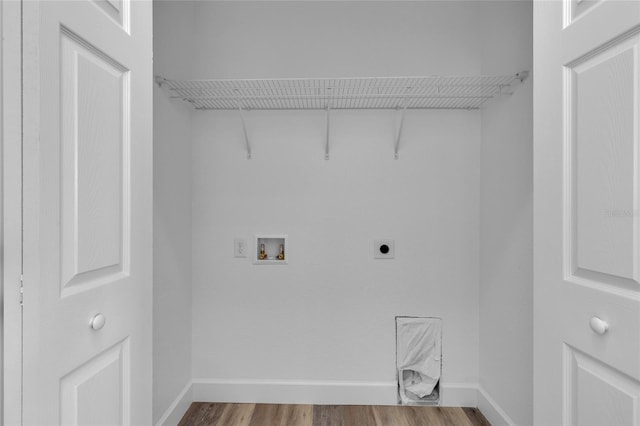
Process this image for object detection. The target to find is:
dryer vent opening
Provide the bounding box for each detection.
[396,316,442,405]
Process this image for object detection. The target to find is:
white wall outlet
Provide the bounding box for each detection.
[234,238,247,258]
[374,239,395,259]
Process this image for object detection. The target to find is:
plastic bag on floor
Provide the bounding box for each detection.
[396,317,442,404]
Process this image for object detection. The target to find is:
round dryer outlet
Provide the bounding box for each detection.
[374,239,395,259]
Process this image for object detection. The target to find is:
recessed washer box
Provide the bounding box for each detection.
[254,235,288,265]
[375,239,395,259]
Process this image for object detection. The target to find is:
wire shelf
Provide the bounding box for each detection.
[156,72,528,111]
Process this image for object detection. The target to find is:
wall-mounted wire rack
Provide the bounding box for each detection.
[155,72,529,159]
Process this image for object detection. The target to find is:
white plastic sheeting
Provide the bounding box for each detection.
[396,317,442,404]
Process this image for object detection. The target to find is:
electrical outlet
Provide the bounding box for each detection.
[234,238,247,258]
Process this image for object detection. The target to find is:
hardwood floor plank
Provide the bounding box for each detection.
[405,406,446,426]
[344,405,377,425]
[248,403,312,426]
[312,405,346,426]
[247,404,269,426]
[179,402,227,426]
[372,405,412,426]
[438,406,474,426]
[285,404,313,426]
[248,404,281,426]
[218,403,255,426]
[463,407,492,426]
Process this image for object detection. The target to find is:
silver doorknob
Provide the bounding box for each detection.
[89,313,106,330]
[589,316,609,335]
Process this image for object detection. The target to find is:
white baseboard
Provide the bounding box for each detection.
[155,381,193,426]
[191,378,478,408]
[477,385,516,426]
[440,382,478,407]
[192,378,397,405]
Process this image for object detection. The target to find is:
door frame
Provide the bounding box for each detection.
[2,0,23,424]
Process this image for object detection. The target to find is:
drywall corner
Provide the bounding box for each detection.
[153,1,196,423]
[478,1,534,426]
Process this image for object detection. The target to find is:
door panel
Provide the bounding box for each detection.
[91,0,129,32]
[566,32,640,287]
[60,27,130,296]
[564,0,601,25]
[60,339,130,426]
[535,0,640,424]
[564,346,640,426]
[22,0,152,424]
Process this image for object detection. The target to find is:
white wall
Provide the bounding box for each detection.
[191,1,482,78]
[190,1,485,402]
[153,1,195,423]
[192,110,481,393]
[479,2,533,425]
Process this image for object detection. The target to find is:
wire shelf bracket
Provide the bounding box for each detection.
[394,87,412,160]
[395,103,407,160]
[236,100,252,160]
[325,106,331,160]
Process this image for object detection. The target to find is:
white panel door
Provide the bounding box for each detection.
[534,0,640,424]
[21,0,152,424]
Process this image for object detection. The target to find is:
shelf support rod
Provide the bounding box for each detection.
[325,106,331,160]
[236,101,252,160]
[394,102,407,160]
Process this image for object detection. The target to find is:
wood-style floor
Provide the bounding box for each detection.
[179,403,491,426]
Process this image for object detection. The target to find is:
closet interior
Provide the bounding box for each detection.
[152,2,533,424]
